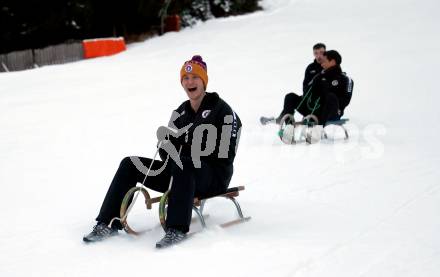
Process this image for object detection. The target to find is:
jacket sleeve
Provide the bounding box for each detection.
[303,64,311,93]
[339,74,354,110]
[214,103,242,165]
[158,110,184,161]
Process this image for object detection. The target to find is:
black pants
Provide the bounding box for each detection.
[279,92,340,124]
[96,156,227,233]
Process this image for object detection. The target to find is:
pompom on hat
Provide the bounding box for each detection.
[180,55,208,88]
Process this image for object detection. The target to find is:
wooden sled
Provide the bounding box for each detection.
[278,114,350,144]
[120,186,250,235]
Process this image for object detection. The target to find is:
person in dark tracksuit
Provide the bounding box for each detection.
[277,50,353,124]
[83,55,242,248]
[302,43,326,93]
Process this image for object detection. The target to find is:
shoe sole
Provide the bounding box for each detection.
[82,232,118,243]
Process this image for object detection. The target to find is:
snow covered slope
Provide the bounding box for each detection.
[1,0,439,276]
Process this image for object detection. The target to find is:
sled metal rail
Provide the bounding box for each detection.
[323,118,349,140]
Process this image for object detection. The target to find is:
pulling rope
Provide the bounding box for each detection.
[291,76,321,123]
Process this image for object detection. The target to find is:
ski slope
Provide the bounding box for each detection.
[1,0,439,276]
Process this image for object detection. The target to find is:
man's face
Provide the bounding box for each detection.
[313,47,326,63]
[320,55,336,70]
[181,73,205,101]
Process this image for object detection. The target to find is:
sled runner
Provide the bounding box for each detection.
[278,114,349,144]
[119,186,250,235]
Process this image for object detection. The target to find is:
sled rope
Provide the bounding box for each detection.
[294,77,320,119]
[307,96,320,121]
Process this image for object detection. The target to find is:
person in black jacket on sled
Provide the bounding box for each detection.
[261,50,354,125]
[83,55,242,248]
[303,43,326,94]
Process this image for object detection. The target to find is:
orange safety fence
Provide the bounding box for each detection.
[82,37,126,59]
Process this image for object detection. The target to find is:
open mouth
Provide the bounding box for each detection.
[188,87,197,92]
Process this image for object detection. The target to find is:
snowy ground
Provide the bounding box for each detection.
[1,0,440,276]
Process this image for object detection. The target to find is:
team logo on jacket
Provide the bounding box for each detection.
[202,110,211,118]
[185,65,193,73]
[332,80,339,86]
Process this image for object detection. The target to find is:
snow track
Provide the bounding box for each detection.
[1,0,439,276]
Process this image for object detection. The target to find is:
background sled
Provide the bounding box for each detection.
[278,114,350,144]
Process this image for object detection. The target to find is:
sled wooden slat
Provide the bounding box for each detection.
[324,118,349,126]
[146,196,162,208]
[194,186,245,205]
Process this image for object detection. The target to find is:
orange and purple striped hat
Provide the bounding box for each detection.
[180,55,208,88]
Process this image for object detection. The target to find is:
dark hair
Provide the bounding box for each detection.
[323,50,342,65]
[313,43,326,50]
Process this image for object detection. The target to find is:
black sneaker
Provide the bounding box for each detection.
[83,222,118,243]
[155,228,187,249]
